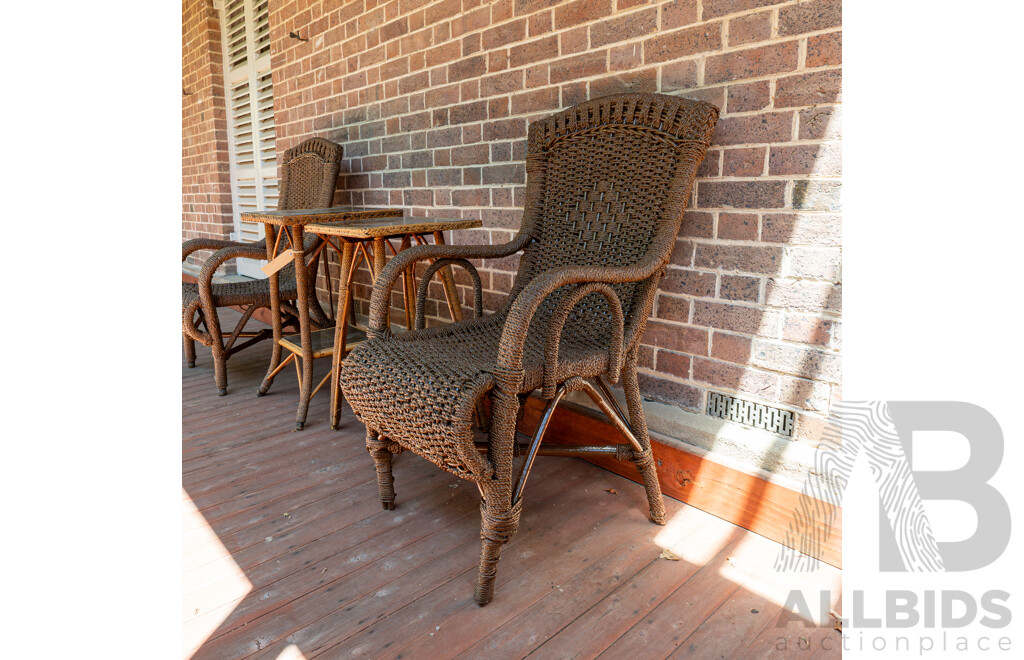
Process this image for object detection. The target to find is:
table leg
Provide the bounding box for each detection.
[291,225,315,431]
[372,236,388,329]
[433,230,464,322]
[330,241,355,430]
[258,223,284,397]
[398,235,415,331]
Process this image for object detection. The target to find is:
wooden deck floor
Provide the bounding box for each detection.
[183,314,841,659]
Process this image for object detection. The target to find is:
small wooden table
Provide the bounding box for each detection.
[306,215,482,430]
[241,206,481,430]
[241,206,403,429]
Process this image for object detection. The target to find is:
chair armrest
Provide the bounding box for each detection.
[368,233,531,338]
[182,237,264,262]
[493,257,663,388]
[413,258,483,330]
[194,244,269,308]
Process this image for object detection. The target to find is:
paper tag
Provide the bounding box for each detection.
[261,248,295,276]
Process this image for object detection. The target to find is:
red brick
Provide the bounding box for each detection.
[654,294,691,322]
[528,10,553,36]
[511,87,560,113]
[656,350,692,378]
[791,180,841,212]
[764,278,841,313]
[717,213,759,240]
[807,31,841,67]
[681,210,714,238]
[510,36,559,68]
[697,149,720,178]
[778,0,841,36]
[769,142,841,176]
[781,314,834,346]
[762,213,841,246]
[775,69,842,108]
[591,8,657,48]
[697,180,787,209]
[610,43,643,71]
[644,23,722,64]
[776,375,830,413]
[711,112,793,145]
[637,372,704,412]
[752,339,841,383]
[695,244,782,273]
[785,247,841,281]
[703,0,786,20]
[480,71,523,96]
[550,51,607,83]
[590,69,657,97]
[482,19,526,50]
[662,268,716,297]
[560,26,589,54]
[719,274,760,302]
[722,147,765,177]
[661,60,699,92]
[710,331,752,363]
[705,41,799,85]
[694,358,778,398]
[798,105,841,140]
[728,11,771,46]
[693,300,779,336]
[447,55,487,83]
[643,320,708,355]
[554,0,613,30]
[662,0,698,29]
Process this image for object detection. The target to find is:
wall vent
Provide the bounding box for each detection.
[707,391,794,437]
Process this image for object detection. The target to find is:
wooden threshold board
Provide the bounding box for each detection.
[519,395,842,569]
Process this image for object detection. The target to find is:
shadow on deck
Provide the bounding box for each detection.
[182,312,841,659]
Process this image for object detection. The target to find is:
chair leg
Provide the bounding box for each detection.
[183,334,196,368]
[474,497,523,606]
[213,349,228,396]
[366,429,396,510]
[620,359,667,525]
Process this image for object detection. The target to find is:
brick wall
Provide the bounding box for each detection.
[256,0,841,444]
[182,0,234,271]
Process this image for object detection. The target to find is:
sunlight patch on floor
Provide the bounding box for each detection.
[275,644,309,660]
[652,504,734,564]
[181,489,253,658]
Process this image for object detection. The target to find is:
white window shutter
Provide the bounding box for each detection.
[220,0,277,278]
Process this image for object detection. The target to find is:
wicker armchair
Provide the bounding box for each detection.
[339,94,718,605]
[182,137,342,394]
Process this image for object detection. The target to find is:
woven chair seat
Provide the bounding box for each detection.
[181,276,297,347]
[341,313,611,479]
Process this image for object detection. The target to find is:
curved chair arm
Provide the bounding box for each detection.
[541,282,625,398]
[368,233,531,339]
[194,244,269,308]
[413,258,483,331]
[182,237,265,262]
[493,255,665,389]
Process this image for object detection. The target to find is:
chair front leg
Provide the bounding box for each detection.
[474,386,522,606]
[184,333,196,368]
[366,428,397,510]
[620,348,667,525]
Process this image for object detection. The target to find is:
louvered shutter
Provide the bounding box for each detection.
[219,0,277,277]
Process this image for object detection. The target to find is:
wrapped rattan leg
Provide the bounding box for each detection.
[366,430,397,510]
[184,334,196,368]
[621,358,667,525]
[213,350,228,396]
[474,498,523,606]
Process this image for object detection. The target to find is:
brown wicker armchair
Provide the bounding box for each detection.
[182,137,342,395]
[339,94,718,605]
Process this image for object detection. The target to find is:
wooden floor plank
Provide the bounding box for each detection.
[183,329,842,660]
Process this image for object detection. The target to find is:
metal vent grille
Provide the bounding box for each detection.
[707,391,794,437]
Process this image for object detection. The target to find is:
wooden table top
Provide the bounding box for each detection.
[241,206,404,227]
[306,215,482,238]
